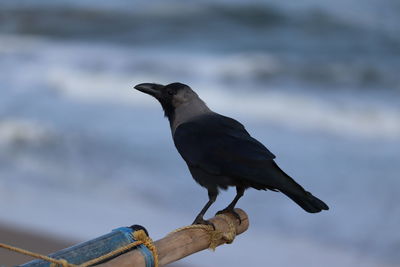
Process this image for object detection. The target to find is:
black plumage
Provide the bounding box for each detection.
[134,82,328,225]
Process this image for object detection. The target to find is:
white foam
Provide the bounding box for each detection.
[0,119,55,146]
[2,34,397,139]
[201,88,400,139]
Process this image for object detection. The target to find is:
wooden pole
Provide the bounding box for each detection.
[98,208,249,267]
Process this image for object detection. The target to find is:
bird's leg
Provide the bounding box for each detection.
[216,186,245,224]
[192,189,217,228]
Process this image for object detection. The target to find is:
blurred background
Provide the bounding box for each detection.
[0,0,399,266]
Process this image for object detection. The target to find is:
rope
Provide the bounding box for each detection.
[215,214,237,244]
[0,229,158,267]
[77,240,143,267]
[0,243,76,267]
[170,214,237,250]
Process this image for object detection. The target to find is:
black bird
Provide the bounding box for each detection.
[134,82,329,225]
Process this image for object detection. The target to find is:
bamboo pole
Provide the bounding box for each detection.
[98,208,249,267]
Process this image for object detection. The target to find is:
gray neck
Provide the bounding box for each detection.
[171,98,212,135]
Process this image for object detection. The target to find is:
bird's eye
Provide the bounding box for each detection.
[167,90,174,95]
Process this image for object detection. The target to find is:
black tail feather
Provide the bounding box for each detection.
[270,161,329,213]
[283,190,329,213]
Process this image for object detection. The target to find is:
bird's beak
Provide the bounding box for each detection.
[134,83,164,98]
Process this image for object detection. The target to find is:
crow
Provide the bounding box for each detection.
[134,82,329,226]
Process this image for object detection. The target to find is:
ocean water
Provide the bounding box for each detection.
[0,1,399,266]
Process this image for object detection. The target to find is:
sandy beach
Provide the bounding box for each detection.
[0,223,76,266]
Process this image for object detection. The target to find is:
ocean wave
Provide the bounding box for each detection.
[1,1,399,53]
[1,1,399,92]
[1,35,399,140]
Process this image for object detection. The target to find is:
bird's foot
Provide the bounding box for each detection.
[192,216,216,230]
[216,208,242,224]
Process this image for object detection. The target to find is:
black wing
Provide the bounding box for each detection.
[173,113,277,185]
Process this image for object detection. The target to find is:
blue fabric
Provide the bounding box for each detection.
[112,227,135,242]
[137,244,155,267]
[113,226,155,267]
[113,227,155,267]
[18,225,154,267]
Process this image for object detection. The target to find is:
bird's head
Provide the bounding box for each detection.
[134,82,200,119]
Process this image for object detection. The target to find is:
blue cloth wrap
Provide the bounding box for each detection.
[18,225,154,267]
[113,227,154,267]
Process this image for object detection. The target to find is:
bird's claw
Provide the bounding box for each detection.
[192,216,216,230]
[216,208,242,225]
